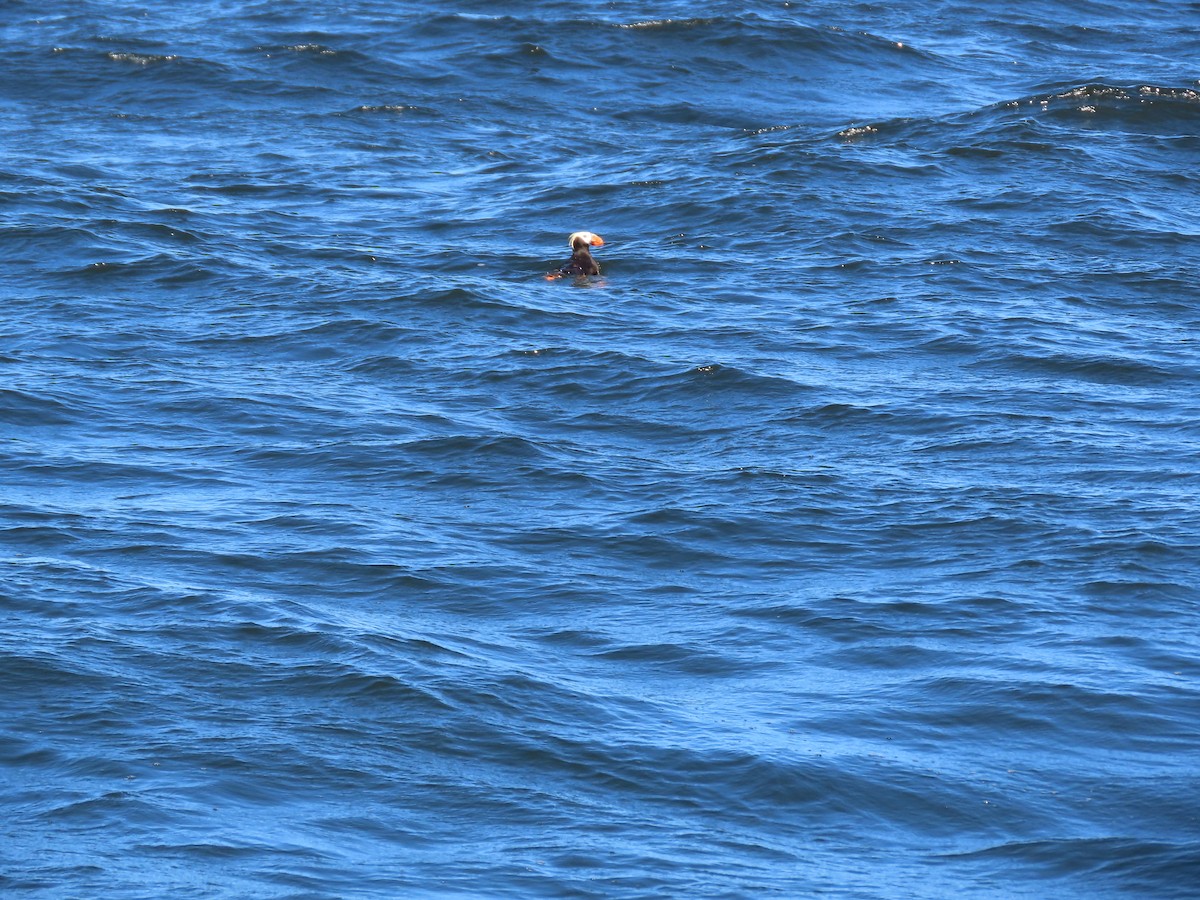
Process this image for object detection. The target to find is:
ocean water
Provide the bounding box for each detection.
[3,1,1199,897]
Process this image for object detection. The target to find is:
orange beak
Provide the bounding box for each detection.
[589,235,605,247]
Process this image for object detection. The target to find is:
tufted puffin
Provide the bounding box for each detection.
[546,231,604,279]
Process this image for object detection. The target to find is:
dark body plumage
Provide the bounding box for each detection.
[559,238,600,277]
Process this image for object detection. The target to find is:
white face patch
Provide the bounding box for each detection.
[568,231,602,248]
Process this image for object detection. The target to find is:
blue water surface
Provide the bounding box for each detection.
[3,1,1199,897]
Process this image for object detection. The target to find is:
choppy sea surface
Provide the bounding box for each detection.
[3,1,1199,897]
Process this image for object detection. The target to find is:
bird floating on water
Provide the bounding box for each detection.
[546,231,603,279]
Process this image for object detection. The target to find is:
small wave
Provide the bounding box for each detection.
[832,81,1200,150]
[12,455,209,487]
[0,388,78,426]
[262,660,456,711]
[257,42,366,62]
[611,13,927,60]
[617,17,720,31]
[56,253,216,286]
[618,362,815,407]
[187,317,410,356]
[105,51,180,66]
[1009,82,1200,129]
[837,124,880,141]
[397,433,551,465]
[283,43,337,56]
[941,836,1200,896]
[980,347,1179,386]
[99,49,232,83]
[591,641,759,676]
[344,103,438,116]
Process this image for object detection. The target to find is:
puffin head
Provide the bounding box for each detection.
[569,231,604,252]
